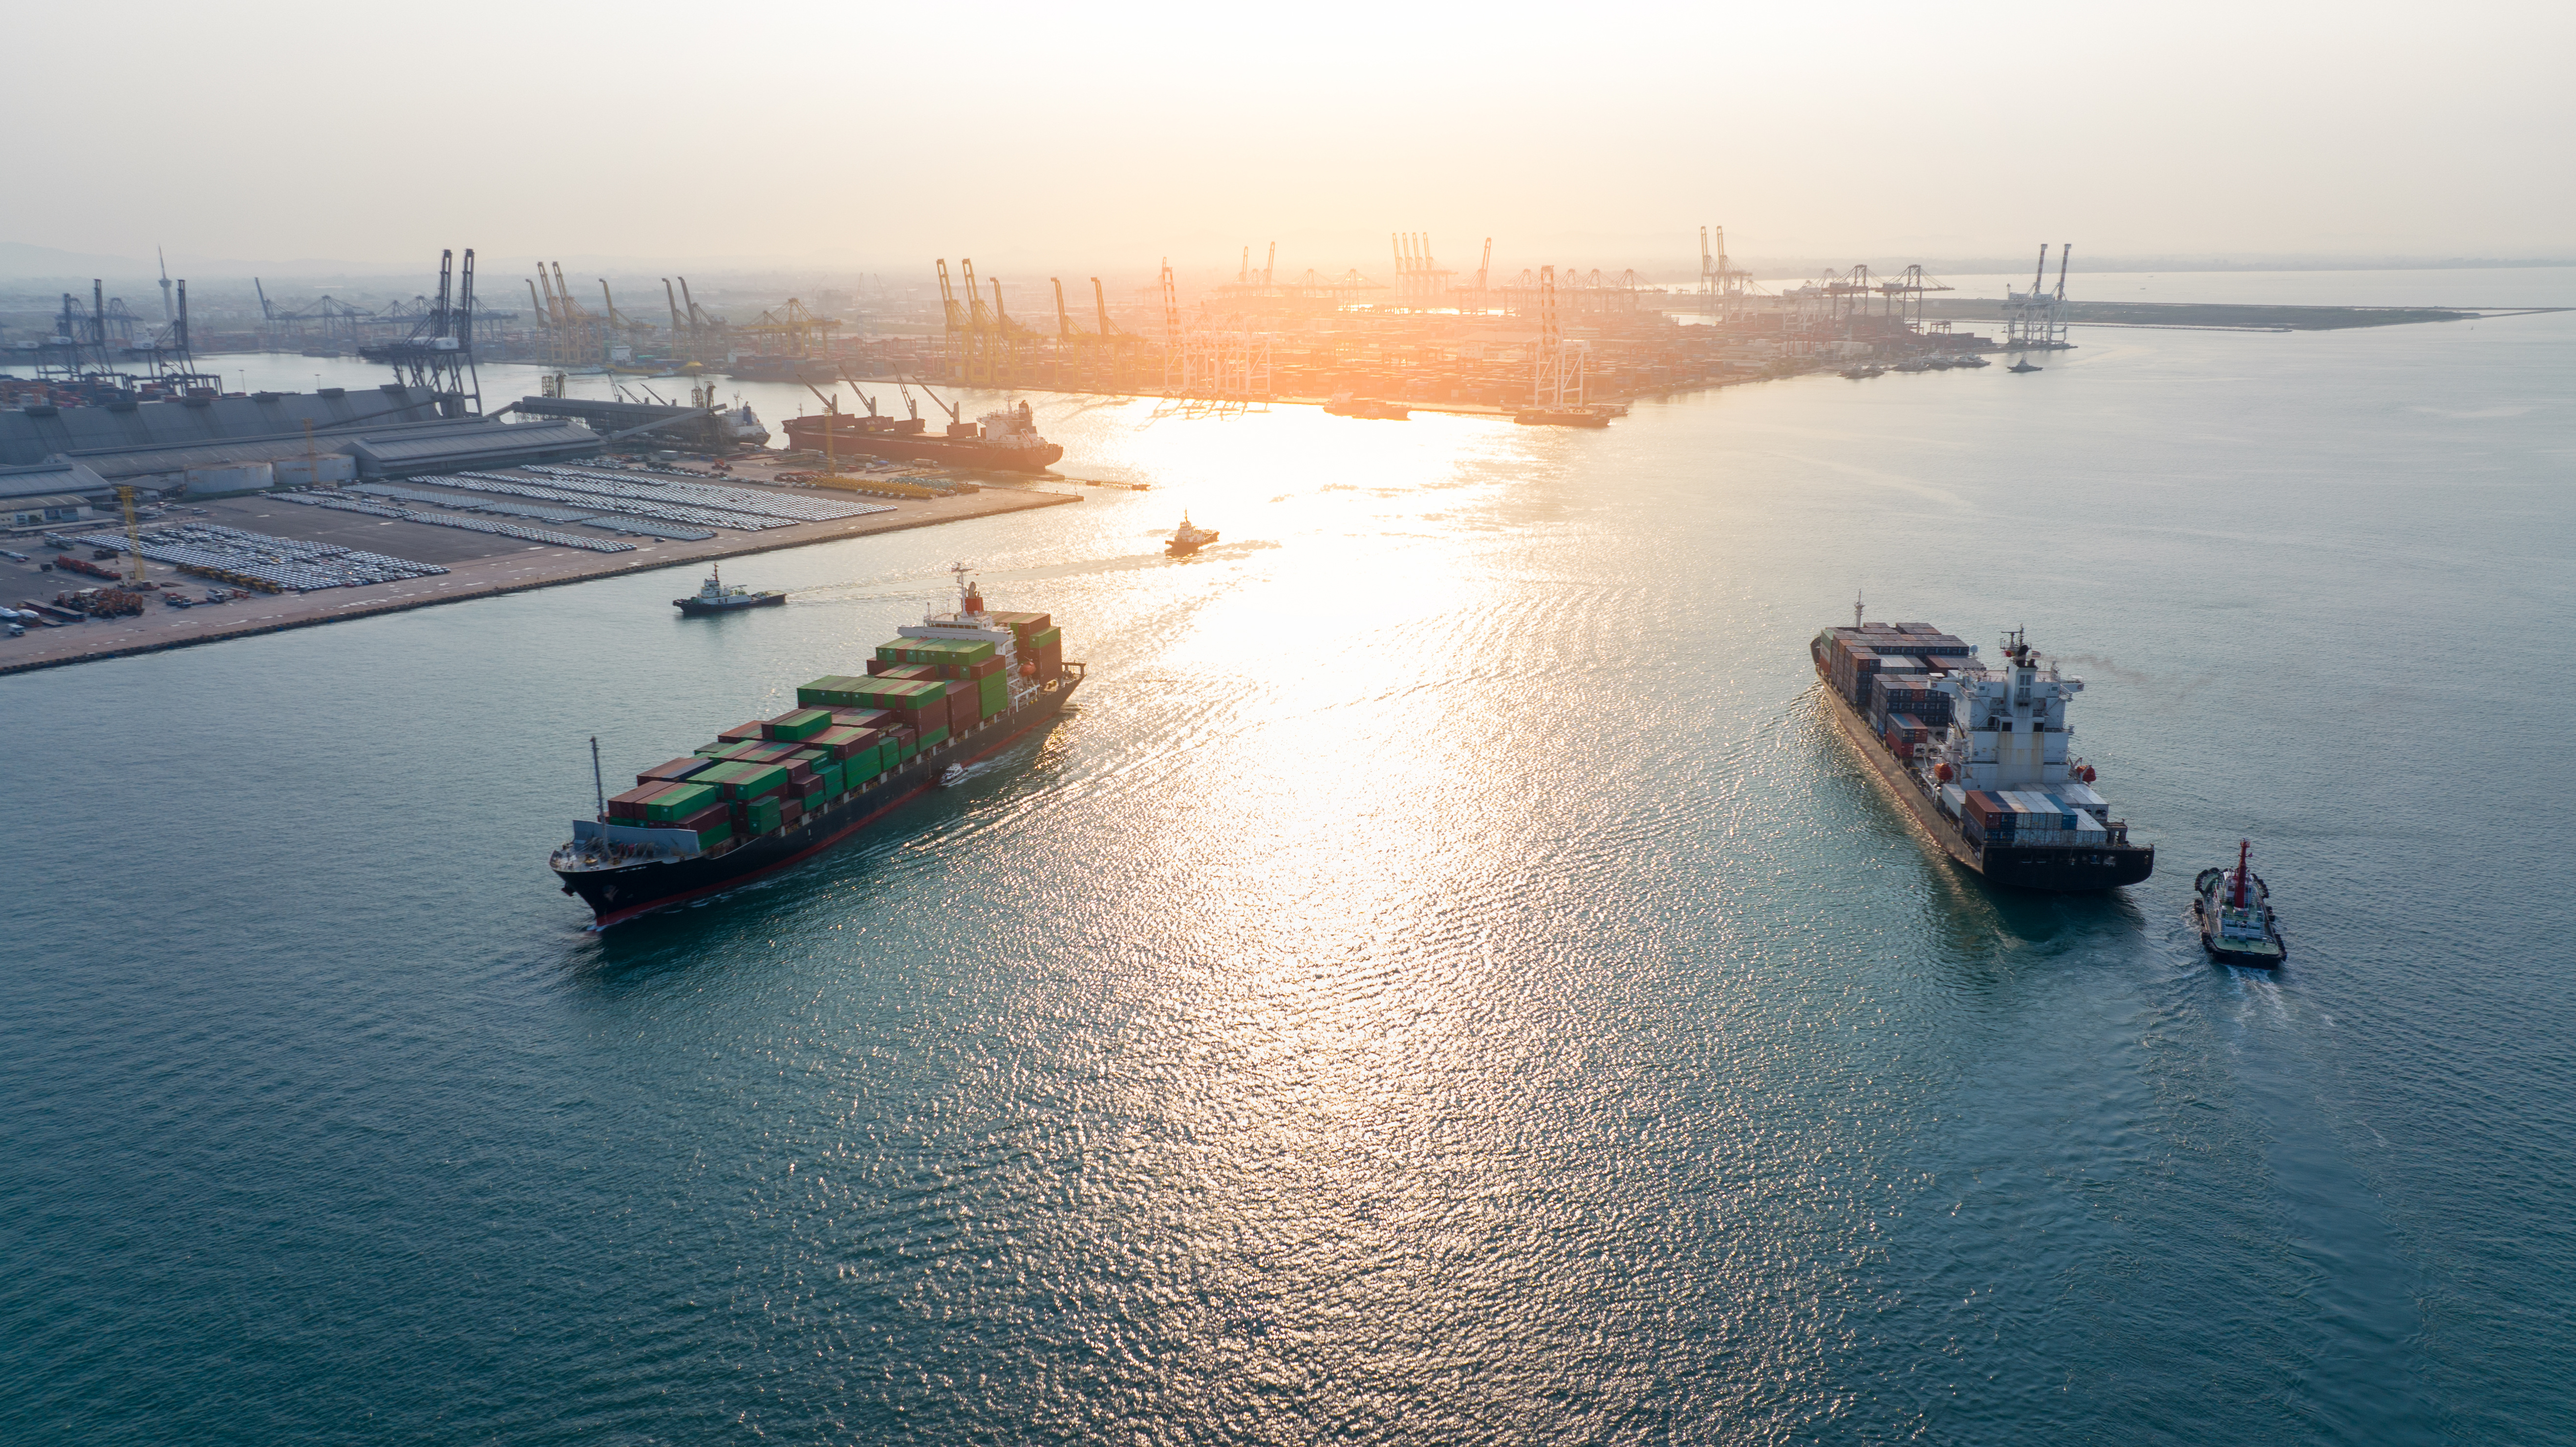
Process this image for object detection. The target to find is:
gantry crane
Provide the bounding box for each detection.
[115,485,146,585]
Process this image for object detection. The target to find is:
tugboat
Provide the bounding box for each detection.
[2195,840,2287,968]
[1165,512,1219,557]
[1324,393,1411,420]
[2008,358,2043,374]
[1953,354,1992,368]
[673,564,785,616]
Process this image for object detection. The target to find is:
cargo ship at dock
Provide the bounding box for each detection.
[1813,610,2152,892]
[552,566,1078,926]
[780,400,1063,473]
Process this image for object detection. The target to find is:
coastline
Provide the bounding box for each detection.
[0,486,1078,678]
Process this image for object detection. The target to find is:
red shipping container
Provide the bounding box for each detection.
[864,659,892,676]
[719,721,767,744]
[677,802,730,832]
[830,708,893,732]
[607,781,679,820]
[786,762,817,788]
[968,656,1005,680]
[636,756,713,786]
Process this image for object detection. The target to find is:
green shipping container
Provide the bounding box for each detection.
[747,798,781,834]
[693,821,733,849]
[897,735,917,761]
[768,708,833,741]
[796,675,875,708]
[1028,626,1061,652]
[918,724,949,750]
[979,674,1009,717]
[645,782,719,823]
[844,751,883,785]
[692,760,751,789]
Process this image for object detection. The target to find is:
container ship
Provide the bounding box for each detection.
[780,400,1063,472]
[1812,608,2152,891]
[552,566,1078,926]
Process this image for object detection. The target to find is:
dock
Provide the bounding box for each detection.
[0,469,1075,677]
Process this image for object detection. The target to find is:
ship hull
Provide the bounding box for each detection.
[782,416,1064,473]
[673,594,784,616]
[1818,672,2153,893]
[2192,869,2286,967]
[555,677,1080,927]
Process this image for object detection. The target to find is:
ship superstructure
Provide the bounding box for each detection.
[1813,610,2151,891]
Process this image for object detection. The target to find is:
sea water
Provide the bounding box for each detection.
[4,290,2571,1443]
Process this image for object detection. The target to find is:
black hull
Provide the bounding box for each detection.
[2201,937,2287,969]
[674,594,784,616]
[1817,660,2152,893]
[554,676,1080,926]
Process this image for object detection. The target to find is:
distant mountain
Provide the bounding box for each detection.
[0,241,153,280]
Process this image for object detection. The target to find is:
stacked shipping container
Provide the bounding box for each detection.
[1819,623,1974,725]
[1957,789,2109,848]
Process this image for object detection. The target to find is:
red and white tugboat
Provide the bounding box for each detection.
[2195,840,2287,968]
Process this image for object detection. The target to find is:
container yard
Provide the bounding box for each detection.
[0,459,1074,676]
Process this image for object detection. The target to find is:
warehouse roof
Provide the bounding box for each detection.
[0,460,114,501]
[0,385,453,466]
[342,418,602,475]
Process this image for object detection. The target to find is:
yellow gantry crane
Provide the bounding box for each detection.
[115,485,145,585]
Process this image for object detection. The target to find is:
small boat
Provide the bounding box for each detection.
[1324,393,1411,420]
[2194,840,2286,968]
[1838,365,1885,380]
[673,564,785,616]
[1924,356,1956,370]
[1952,354,1991,368]
[1165,512,1219,557]
[2008,358,2043,373]
[938,764,967,788]
[1890,359,1932,374]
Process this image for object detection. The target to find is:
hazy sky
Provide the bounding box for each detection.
[13,0,2570,276]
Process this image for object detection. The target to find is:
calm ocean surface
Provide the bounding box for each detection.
[5,280,2571,1443]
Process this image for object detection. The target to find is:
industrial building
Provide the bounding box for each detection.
[0,385,602,497]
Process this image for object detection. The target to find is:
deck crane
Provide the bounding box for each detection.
[830,363,886,420]
[1477,237,1492,310]
[896,374,962,431]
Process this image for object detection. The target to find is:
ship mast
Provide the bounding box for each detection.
[2233,838,2251,908]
